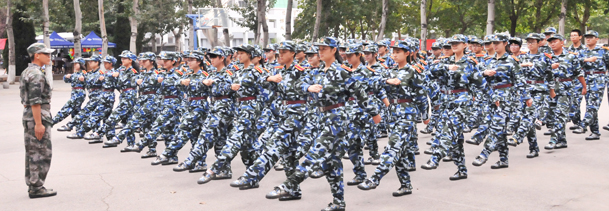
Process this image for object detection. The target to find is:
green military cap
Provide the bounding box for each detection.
[27,43,55,57]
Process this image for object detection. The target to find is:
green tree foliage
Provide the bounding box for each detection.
[3,3,37,75]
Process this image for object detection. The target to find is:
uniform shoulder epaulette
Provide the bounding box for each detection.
[484,56,492,60]
[468,56,479,65]
[232,64,240,70]
[521,51,527,54]
[275,65,284,69]
[154,70,160,75]
[226,69,234,76]
[202,71,209,77]
[263,67,270,73]
[366,66,375,72]
[99,69,106,75]
[416,63,425,70]
[205,60,211,66]
[341,64,353,72]
[254,66,264,74]
[544,53,552,58]
[175,69,184,76]
[568,51,579,55]
[602,46,609,51]
[378,57,386,62]
[130,67,137,74]
[475,54,485,57]
[412,65,422,73]
[511,55,520,62]
[421,51,427,54]
[294,64,305,71]
[380,63,388,69]
[420,59,428,65]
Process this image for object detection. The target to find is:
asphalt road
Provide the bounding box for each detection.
[1,82,609,211]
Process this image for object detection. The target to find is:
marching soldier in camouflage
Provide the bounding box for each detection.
[362,44,385,165]
[507,33,555,158]
[81,56,118,143]
[543,34,586,150]
[21,43,56,198]
[52,57,86,126]
[65,56,105,139]
[154,50,211,165]
[471,33,530,169]
[357,40,423,196]
[572,30,609,141]
[420,34,486,180]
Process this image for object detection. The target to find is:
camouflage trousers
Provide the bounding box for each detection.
[138,99,181,153]
[547,95,570,144]
[210,101,262,175]
[76,92,115,137]
[162,101,210,159]
[580,90,605,134]
[507,98,524,132]
[345,105,370,181]
[114,94,158,145]
[241,104,309,186]
[52,89,86,125]
[470,100,492,144]
[183,102,233,168]
[512,92,549,153]
[65,91,102,130]
[257,102,280,135]
[98,90,138,140]
[368,103,415,188]
[570,85,583,125]
[23,120,52,191]
[429,102,469,174]
[478,101,513,162]
[280,107,348,207]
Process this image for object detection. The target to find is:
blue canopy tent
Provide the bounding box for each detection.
[38,31,74,49]
[81,32,116,48]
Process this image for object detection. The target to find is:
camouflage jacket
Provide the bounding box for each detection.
[381,64,426,115]
[20,63,52,124]
[137,68,161,93]
[181,68,211,108]
[579,45,609,91]
[64,69,87,88]
[519,52,555,92]
[263,62,308,101]
[115,66,139,91]
[484,53,529,102]
[434,55,486,104]
[550,48,583,96]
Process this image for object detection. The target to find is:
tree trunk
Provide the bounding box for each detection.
[151,33,157,53]
[486,0,495,35]
[420,0,427,50]
[6,0,16,84]
[260,0,269,47]
[43,0,53,88]
[509,16,517,36]
[188,0,194,50]
[99,0,108,57]
[174,26,183,52]
[160,35,165,52]
[285,0,293,40]
[312,0,321,41]
[376,0,388,41]
[129,0,139,53]
[559,0,566,35]
[73,0,82,58]
[223,28,230,46]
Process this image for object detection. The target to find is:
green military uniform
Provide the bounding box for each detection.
[20,43,56,198]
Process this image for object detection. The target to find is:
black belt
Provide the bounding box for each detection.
[526,80,545,84]
[319,103,345,112]
[122,88,135,92]
[72,87,84,90]
[189,96,208,101]
[237,96,257,102]
[585,71,605,75]
[492,84,513,89]
[389,99,413,104]
[141,91,156,95]
[103,89,114,92]
[164,95,178,99]
[557,78,572,82]
[211,96,231,101]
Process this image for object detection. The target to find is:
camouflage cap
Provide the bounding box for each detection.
[483,35,494,44]
[544,27,557,35]
[345,44,363,54]
[252,48,264,58]
[186,50,206,61]
[296,44,308,52]
[207,46,226,57]
[101,55,117,65]
[233,44,256,56]
[509,37,522,46]
[86,55,102,62]
[547,34,565,42]
[431,42,442,49]
[181,50,191,58]
[27,43,55,57]
[263,43,277,51]
[584,30,599,38]
[449,34,468,44]
[138,52,157,61]
[525,33,543,41]
[492,33,510,42]
[362,44,378,53]
[305,46,319,54]
[158,51,179,61]
[391,40,412,52]
[119,50,137,61]
[314,37,340,48]
[277,41,296,52]
[71,57,86,67]
[469,37,484,45]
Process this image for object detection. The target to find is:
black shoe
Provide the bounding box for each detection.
[544,143,556,150]
[151,155,168,165]
[66,133,83,139]
[472,156,487,166]
[505,129,514,135]
[57,125,71,132]
[266,186,289,199]
[392,185,413,197]
[161,156,178,165]
[534,121,543,130]
[507,137,518,147]
[173,163,192,172]
[543,130,552,136]
[405,165,416,172]
[121,144,142,153]
[84,133,100,140]
[569,125,579,130]
[364,145,370,150]
[342,154,349,159]
[189,163,207,173]
[104,137,121,147]
[346,178,364,186]
[141,151,157,159]
[573,127,587,134]
[424,148,434,155]
[603,125,609,131]
[421,160,437,170]
[420,128,433,134]
[585,133,600,140]
[463,127,472,133]
[442,156,453,162]
[139,133,144,138]
[310,169,325,179]
[88,139,103,144]
[449,172,468,181]
[490,160,509,169]
[274,162,285,171]
[115,123,124,129]
[554,142,568,149]
[465,139,480,146]
[526,151,539,158]
[321,203,345,211]
[357,179,377,190]
[28,187,57,199]
[414,148,420,155]
[431,132,436,136]
[426,140,432,145]
[102,144,117,148]
[380,133,388,138]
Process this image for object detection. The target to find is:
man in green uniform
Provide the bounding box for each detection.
[20,43,57,198]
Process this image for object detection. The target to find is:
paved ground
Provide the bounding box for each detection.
[2,82,609,211]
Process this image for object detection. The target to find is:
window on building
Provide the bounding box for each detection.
[269,19,276,28]
[155,38,160,45]
[168,37,174,44]
[238,1,246,7]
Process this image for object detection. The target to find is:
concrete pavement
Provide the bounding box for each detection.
[1,82,609,211]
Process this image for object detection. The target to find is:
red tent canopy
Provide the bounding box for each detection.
[0,38,6,50]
